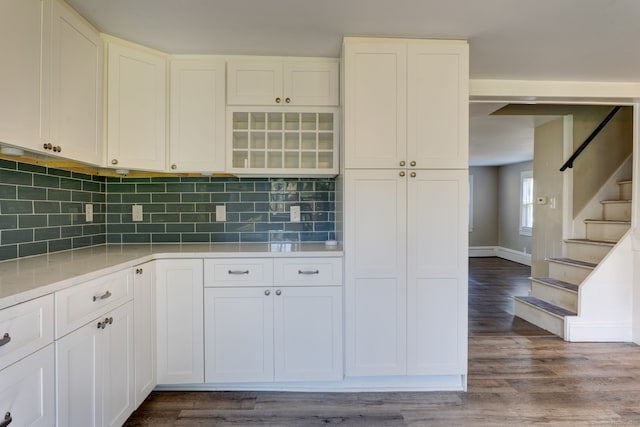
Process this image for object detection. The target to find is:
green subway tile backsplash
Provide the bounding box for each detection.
[0,159,336,261]
[0,159,106,261]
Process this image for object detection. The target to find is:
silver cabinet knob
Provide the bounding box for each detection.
[399,171,405,177]
[275,289,282,296]
[265,290,271,296]
[410,172,417,178]
[111,159,118,165]
[410,161,416,167]
[399,161,406,167]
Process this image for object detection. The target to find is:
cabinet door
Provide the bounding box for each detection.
[56,316,103,427]
[344,169,407,376]
[407,170,468,375]
[102,302,135,427]
[169,58,226,172]
[107,40,166,171]
[0,344,54,427]
[204,287,274,383]
[42,0,103,165]
[227,60,283,105]
[407,41,469,169]
[343,39,407,169]
[283,61,339,106]
[133,263,156,407]
[0,0,42,152]
[156,259,204,384]
[274,286,342,381]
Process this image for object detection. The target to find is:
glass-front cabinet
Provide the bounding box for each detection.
[227,107,338,177]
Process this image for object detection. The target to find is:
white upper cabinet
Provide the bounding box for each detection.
[0,0,42,152]
[42,0,103,165]
[0,0,103,165]
[169,57,226,173]
[227,59,339,106]
[106,37,167,171]
[406,41,469,169]
[343,40,407,169]
[343,37,468,169]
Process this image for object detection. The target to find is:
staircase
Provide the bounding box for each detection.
[514,179,632,339]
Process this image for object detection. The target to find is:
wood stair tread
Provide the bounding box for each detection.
[548,257,597,269]
[584,219,631,224]
[600,200,631,204]
[564,238,615,247]
[515,296,576,317]
[530,277,579,293]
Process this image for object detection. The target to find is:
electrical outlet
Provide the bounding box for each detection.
[85,204,93,222]
[216,205,226,222]
[290,206,301,223]
[132,204,143,222]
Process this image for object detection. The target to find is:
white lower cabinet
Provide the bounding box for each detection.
[0,344,55,427]
[204,286,342,383]
[204,287,274,383]
[273,286,342,382]
[155,259,204,384]
[204,257,343,384]
[56,301,134,427]
[133,262,156,406]
[345,169,468,377]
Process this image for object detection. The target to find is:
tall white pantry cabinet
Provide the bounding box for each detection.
[341,37,469,384]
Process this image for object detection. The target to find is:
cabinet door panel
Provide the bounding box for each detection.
[343,40,407,168]
[344,170,407,376]
[407,170,468,375]
[107,41,166,170]
[284,62,339,106]
[133,263,156,407]
[102,302,134,427]
[0,0,42,151]
[0,345,54,427]
[227,61,283,105]
[204,287,274,383]
[56,318,103,427]
[274,286,342,381]
[170,58,225,172]
[407,42,468,169]
[48,0,103,165]
[156,260,204,384]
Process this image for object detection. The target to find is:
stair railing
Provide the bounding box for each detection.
[559,106,622,171]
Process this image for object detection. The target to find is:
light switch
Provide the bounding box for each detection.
[216,205,226,222]
[132,204,143,222]
[290,206,301,223]
[85,204,93,222]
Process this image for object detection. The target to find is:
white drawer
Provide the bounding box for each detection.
[0,295,54,371]
[204,259,273,287]
[274,257,343,286]
[55,268,133,338]
[0,344,55,427]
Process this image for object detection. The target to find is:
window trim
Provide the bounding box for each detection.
[520,170,533,236]
[468,174,474,232]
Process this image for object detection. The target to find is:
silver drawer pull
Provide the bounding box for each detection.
[93,290,112,302]
[298,270,320,275]
[228,270,250,275]
[1,412,12,427]
[0,333,11,347]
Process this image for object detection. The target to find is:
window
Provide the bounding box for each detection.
[520,171,533,236]
[468,174,474,232]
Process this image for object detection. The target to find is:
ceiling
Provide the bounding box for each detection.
[67,0,638,166]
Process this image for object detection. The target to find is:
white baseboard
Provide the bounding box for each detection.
[565,318,632,342]
[469,246,532,266]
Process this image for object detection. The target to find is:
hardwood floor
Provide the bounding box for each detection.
[125,257,640,426]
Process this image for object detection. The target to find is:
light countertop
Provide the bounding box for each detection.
[0,243,343,310]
